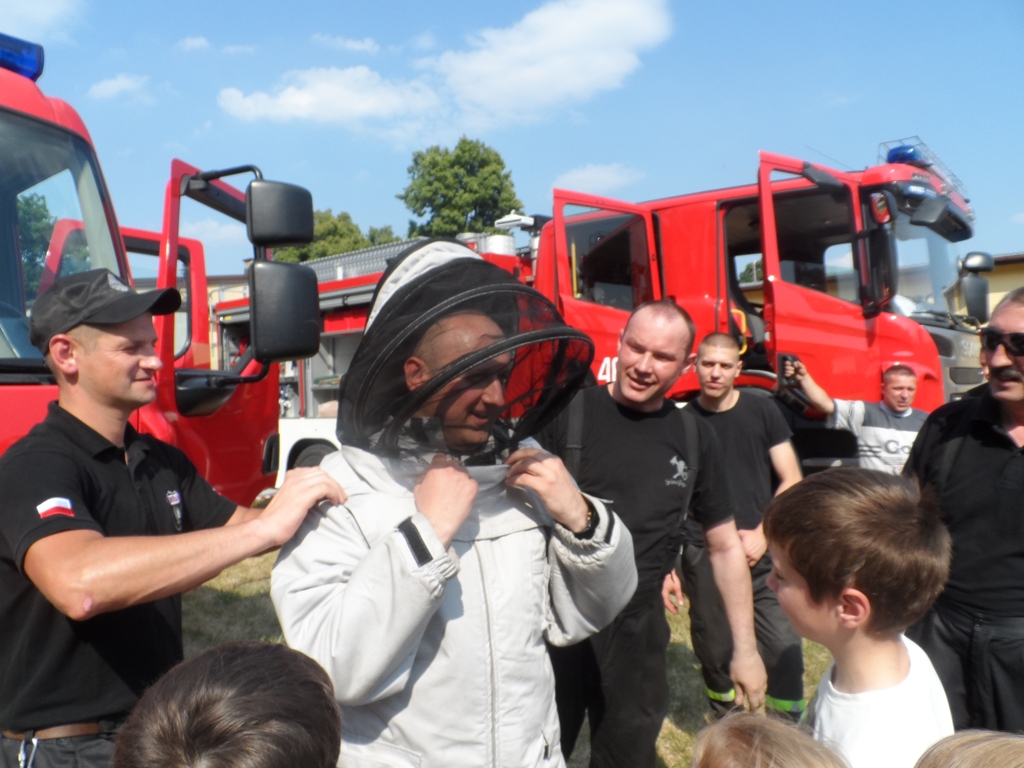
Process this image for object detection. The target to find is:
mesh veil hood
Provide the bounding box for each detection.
[337,238,594,463]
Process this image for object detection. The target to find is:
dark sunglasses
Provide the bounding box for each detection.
[980,328,1024,357]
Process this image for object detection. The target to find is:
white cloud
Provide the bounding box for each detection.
[312,34,379,53]
[553,163,645,194]
[218,66,438,124]
[218,0,670,137]
[181,218,249,244]
[223,44,255,54]
[1012,212,1024,225]
[87,74,150,100]
[411,31,437,51]
[0,0,83,41]
[428,0,670,126]
[176,36,210,51]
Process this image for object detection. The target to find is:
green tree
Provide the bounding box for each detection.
[398,137,522,237]
[275,210,403,263]
[274,209,367,263]
[366,225,400,247]
[17,193,56,301]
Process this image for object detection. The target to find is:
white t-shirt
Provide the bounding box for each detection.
[828,400,927,474]
[812,636,953,768]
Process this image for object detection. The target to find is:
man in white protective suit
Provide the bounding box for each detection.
[271,239,638,768]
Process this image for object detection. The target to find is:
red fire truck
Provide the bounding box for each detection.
[261,142,992,474]
[0,32,320,505]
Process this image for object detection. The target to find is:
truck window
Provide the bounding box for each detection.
[725,188,858,303]
[1,109,121,360]
[564,206,652,310]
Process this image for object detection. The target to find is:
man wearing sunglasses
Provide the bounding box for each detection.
[903,287,1024,733]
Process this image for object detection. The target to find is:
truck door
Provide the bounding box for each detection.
[140,159,282,506]
[753,152,876,400]
[552,190,660,384]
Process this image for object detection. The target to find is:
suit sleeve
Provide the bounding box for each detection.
[271,502,458,706]
[544,495,637,646]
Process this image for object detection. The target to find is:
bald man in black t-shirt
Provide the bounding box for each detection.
[677,332,805,721]
[537,302,766,768]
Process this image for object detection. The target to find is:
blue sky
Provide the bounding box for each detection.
[5,0,1024,276]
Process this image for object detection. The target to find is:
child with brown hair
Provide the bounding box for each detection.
[691,712,849,768]
[763,468,953,768]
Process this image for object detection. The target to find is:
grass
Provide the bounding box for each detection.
[183,556,832,767]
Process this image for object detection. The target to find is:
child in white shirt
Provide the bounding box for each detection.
[763,468,954,768]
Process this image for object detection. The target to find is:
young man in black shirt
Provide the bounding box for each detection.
[671,332,804,719]
[904,287,1024,732]
[0,271,344,768]
[538,301,766,768]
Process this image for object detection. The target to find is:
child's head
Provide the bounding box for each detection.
[763,468,950,642]
[914,730,1024,768]
[690,712,849,768]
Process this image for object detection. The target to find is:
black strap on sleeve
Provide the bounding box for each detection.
[398,517,434,566]
[563,390,585,480]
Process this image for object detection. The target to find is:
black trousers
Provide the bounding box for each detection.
[0,735,114,768]
[549,592,670,768]
[680,543,805,718]
[907,601,1024,733]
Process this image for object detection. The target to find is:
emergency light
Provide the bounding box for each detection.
[886,145,927,168]
[0,32,44,81]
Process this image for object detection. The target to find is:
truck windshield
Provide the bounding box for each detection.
[890,210,961,316]
[0,108,121,362]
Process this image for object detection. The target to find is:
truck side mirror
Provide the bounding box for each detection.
[246,180,315,248]
[248,260,320,362]
[959,251,994,323]
[861,191,899,317]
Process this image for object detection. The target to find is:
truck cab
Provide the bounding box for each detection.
[0,32,321,504]
[544,144,987,468]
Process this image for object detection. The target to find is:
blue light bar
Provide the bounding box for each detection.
[0,32,44,81]
[886,145,928,168]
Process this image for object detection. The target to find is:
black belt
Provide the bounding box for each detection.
[934,599,1024,638]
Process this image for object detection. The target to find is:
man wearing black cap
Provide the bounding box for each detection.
[0,270,345,768]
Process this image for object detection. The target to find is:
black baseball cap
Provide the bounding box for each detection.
[30,269,181,354]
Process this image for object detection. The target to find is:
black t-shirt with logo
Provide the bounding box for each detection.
[537,386,733,599]
[0,403,236,730]
[688,392,793,532]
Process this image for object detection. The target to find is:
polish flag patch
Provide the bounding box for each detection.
[37,497,74,519]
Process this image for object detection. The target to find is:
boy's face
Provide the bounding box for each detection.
[767,545,838,645]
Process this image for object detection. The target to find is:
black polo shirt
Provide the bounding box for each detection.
[0,402,236,730]
[904,389,1024,618]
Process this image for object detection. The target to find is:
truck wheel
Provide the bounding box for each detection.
[294,443,336,468]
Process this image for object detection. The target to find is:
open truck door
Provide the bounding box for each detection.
[138,159,319,505]
[752,151,885,401]
[551,189,661,384]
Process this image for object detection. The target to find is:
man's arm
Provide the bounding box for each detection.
[703,518,768,710]
[769,441,803,495]
[23,467,345,621]
[783,359,834,415]
[737,441,803,567]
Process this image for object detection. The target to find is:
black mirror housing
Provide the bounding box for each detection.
[801,162,845,192]
[910,195,973,243]
[961,251,995,274]
[248,260,320,362]
[246,180,315,248]
[962,272,990,323]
